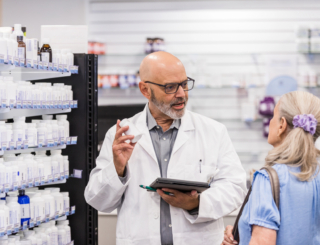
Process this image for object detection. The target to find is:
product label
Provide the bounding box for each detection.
[55,211,59,220]
[7,55,13,65]
[48,62,53,71]
[65,171,69,179]
[58,64,64,72]
[45,214,50,223]
[33,60,38,69]
[53,100,58,109]
[73,100,78,108]
[19,58,25,67]
[41,52,50,63]
[53,138,59,146]
[14,57,19,66]
[36,216,41,226]
[65,207,70,216]
[20,204,30,219]
[23,140,28,149]
[1,99,6,109]
[47,139,54,147]
[66,137,71,145]
[0,227,5,237]
[43,61,48,70]
[16,141,22,150]
[9,141,15,150]
[26,59,32,68]
[41,176,46,185]
[60,172,65,180]
[54,173,60,182]
[21,180,27,189]
[71,136,78,145]
[4,184,9,193]
[60,137,65,145]
[63,64,69,72]
[38,139,44,148]
[34,177,40,186]
[38,61,43,70]
[14,223,19,233]
[0,54,4,64]
[13,182,18,191]
[9,99,15,109]
[6,225,12,235]
[47,175,53,183]
[53,63,58,71]
[70,66,79,74]
[22,221,28,230]
[22,101,28,109]
[16,100,22,109]
[29,219,34,228]
[1,142,7,151]
[28,179,33,188]
[27,100,32,109]
[71,206,76,215]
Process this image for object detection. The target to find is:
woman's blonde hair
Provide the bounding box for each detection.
[265,91,320,181]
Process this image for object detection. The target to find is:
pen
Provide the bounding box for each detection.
[139,185,174,196]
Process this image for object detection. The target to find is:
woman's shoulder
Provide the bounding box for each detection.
[254,164,289,188]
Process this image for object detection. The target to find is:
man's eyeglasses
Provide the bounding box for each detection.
[145,77,195,94]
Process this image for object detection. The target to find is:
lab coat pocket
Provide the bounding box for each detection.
[184,164,219,183]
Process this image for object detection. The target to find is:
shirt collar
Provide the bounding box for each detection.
[146,104,181,131]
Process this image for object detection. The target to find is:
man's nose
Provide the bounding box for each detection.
[175,85,185,97]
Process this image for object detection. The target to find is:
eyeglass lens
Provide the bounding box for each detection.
[165,80,194,93]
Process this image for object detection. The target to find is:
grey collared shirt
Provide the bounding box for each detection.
[147,106,180,245]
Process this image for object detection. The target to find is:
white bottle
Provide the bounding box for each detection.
[4,77,16,107]
[44,188,63,215]
[3,162,12,190]
[13,124,23,148]
[49,221,58,245]
[0,32,7,63]
[0,235,8,245]
[10,162,19,187]
[56,115,69,138]
[7,237,15,245]
[38,190,54,218]
[23,230,37,245]
[60,192,69,214]
[6,33,14,63]
[63,156,69,178]
[50,121,59,143]
[2,32,10,64]
[36,124,46,147]
[13,117,27,141]
[34,159,44,185]
[43,158,52,183]
[16,157,27,186]
[56,220,71,243]
[43,122,52,146]
[40,223,53,245]
[34,227,49,245]
[21,154,33,185]
[60,50,68,66]
[0,201,9,229]
[33,193,45,222]
[57,122,65,144]
[13,25,23,40]
[0,80,7,108]
[5,125,13,145]
[10,34,18,60]
[50,161,59,181]
[0,122,7,148]
[20,239,32,245]
[27,124,37,148]
[50,151,64,179]
[6,196,21,228]
[0,209,5,229]
[0,159,6,188]
[57,226,66,245]
[27,192,39,222]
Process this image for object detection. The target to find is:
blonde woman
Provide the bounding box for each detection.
[222,91,320,245]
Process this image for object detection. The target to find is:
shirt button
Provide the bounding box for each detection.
[164,159,167,161]
[169,224,172,228]
[157,126,159,129]
[154,213,159,219]
[163,138,166,140]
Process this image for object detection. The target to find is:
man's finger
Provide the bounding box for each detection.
[157,189,174,202]
[223,234,234,244]
[161,188,181,195]
[116,119,120,132]
[115,135,135,144]
[113,143,134,151]
[115,125,130,139]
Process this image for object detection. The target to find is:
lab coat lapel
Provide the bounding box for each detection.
[135,106,158,164]
[171,110,195,156]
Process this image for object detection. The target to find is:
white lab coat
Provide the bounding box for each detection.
[85,105,247,245]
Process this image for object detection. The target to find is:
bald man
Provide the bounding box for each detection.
[85,52,247,245]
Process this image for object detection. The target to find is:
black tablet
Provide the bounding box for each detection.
[149,178,210,193]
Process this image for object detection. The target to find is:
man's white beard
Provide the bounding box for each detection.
[150,89,187,120]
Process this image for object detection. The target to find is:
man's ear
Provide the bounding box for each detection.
[279,116,288,137]
[139,82,151,100]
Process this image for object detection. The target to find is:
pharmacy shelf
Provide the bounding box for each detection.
[0,66,71,81]
[0,144,66,155]
[1,206,76,236]
[0,108,71,120]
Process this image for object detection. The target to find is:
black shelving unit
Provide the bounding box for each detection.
[31,54,98,245]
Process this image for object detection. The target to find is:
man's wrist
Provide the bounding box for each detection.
[186,195,200,211]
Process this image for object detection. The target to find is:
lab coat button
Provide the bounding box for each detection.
[169,224,172,228]
[154,213,159,219]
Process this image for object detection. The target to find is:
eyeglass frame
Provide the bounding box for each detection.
[144,77,195,94]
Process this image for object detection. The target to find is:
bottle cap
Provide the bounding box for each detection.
[17,36,23,42]
[61,192,69,197]
[45,187,60,193]
[56,115,67,120]
[6,196,18,202]
[63,156,68,160]
[42,115,53,120]
[51,150,61,155]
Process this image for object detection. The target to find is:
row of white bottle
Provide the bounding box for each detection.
[0,77,73,108]
[0,115,70,149]
[0,219,71,245]
[1,150,69,189]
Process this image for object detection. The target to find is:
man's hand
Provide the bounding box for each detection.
[157,188,199,211]
[112,120,136,177]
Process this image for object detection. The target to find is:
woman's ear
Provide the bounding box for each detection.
[278,116,288,137]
